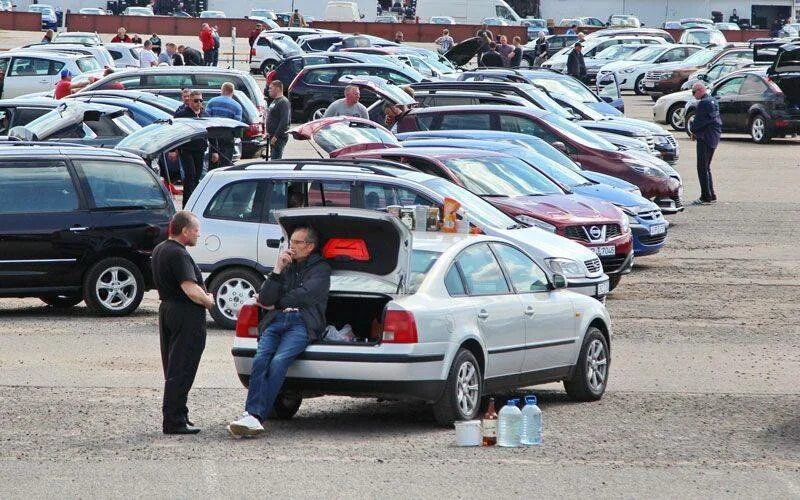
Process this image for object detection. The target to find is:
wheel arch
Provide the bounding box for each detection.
[747,105,771,121]
[587,317,611,356]
[459,338,486,379]
[82,248,153,289]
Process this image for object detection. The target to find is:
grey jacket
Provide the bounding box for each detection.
[258,253,331,341]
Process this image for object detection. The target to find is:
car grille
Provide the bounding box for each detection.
[645,71,671,81]
[600,255,627,273]
[584,258,602,274]
[564,224,622,243]
[638,233,667,246]
[665,135,677,148]
[673,196,683,209]
[637,209,663,222]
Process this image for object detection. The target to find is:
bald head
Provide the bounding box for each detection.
[692,82,707,99]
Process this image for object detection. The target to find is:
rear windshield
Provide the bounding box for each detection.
[269,35,302,55]
[76,57,101,74]
[312,121,398,152]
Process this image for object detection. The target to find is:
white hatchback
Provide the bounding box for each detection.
[0,51,102,99]
[233,208,612,425]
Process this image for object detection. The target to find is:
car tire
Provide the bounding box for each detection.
[432,348,482,427]
[749,113,772,144]
[667,102,687,131]
[633,75,646,96]
[83,257,144,316]
[608,274,622,292]
[260,60,278,77]
[39,294,83,308]
[305,102,330,122]
[268,393,303,419]
[564,326,609,401]
[684,110,695,138]
[209,267,264,330]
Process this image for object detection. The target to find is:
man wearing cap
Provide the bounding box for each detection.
[54,69,87,99]
[566,42,587,82]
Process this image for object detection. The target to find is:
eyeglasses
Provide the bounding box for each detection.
[192,99,203,103]
[289,239,311,246]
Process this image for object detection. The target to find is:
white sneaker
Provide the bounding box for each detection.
[228,411,265,437]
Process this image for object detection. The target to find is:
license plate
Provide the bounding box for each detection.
[591,245,615,257]
[650,223,666,236]
[644,81,655,88]
[597,281,610,296]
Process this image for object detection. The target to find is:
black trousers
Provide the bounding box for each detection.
[209,139,235,169]
[179,149,204,208]
[696,140,717,201]
[159,301,206,430]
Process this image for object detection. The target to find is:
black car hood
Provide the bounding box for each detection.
[445,37,484,67]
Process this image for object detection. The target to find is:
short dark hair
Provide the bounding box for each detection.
[293,225,318,246]
[489,42,497,49]
[270,80,284,92]
[170,211,198,236]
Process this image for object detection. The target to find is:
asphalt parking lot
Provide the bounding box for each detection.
[1,58,799,495]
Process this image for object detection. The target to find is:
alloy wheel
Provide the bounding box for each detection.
[751,117,765,142]
[216,278,256,321]
[312,107,327,120]
[455,361,479,417]
[670,107,686,129]
[95,266,137,312]
[585,339,608,392]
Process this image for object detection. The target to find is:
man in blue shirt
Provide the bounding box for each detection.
[205,82,243,168]
[688,82,722,204]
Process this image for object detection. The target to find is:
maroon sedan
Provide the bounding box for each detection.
[340,147,634,282]
[395,105,684,213]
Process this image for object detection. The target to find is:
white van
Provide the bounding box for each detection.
[416,0,522,25]
[325,0,363,21]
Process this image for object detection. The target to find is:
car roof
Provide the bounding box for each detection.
[350,146,509,160]
[303,62,402,71]
[0,97,59,106]
[0,143,143,161]
[408,104,548,117]
[104,66,248,76]
[2,50,90,60]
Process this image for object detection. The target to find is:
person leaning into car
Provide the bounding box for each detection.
[228,226,331,437]
[688,82,722,205]
[152,211,214,435]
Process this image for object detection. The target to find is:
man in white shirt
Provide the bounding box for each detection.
[139,40,158,68]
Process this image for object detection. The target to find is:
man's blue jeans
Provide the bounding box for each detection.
[245,312,309,420]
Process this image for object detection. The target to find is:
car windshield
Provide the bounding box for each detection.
[684,31,725,45]
[528,76,597,103]
[251,9,273,17]
[55,35,97,44]
[499,136,584,172]
[628,46,667,61]
[417,177,519,229]
[76,57,101,73]
[268,35,302,54]
[442,156,562,197]
[558,94,605,120]
[521,155,589,187]
[595,45,642,60]
[525,19,546,28]
[516,83,573,118]
[420,56,457,74]
[312,121,398,152]
[545,113,617,151]
[682,47,723,66]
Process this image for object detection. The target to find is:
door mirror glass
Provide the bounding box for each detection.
[551,274,567,289]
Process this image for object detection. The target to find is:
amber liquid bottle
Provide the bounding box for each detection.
[482,398,498,446]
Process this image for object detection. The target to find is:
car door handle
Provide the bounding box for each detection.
[69,226,89,232]
[266,238,281,248]
[524,307,535,316]
[477,310,489,319]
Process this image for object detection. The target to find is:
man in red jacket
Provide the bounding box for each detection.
[111,27,132,43]
[199,23,214,66]
[248,23,263,63]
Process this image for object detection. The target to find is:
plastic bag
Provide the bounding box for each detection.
[323,324,356,342]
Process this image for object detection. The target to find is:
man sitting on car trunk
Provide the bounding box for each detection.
[228,226,331,437]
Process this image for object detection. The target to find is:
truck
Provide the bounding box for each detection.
[415,0,523,25]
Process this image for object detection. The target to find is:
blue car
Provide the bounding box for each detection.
[398,133,669,256]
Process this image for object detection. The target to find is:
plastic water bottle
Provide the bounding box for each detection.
[497,399,522,447]
[521,395,543,445]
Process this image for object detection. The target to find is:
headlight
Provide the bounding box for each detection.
[623,159,668,179]
[636,135,651,145]
[614,206,633,232]
[516,214,556,233]
[655,134,671,145]
[546,257,586,278]
[620,67,636,74]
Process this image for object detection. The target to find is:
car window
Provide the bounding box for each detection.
[204,180,262,222]
[490,243,549,293]
[439,112,490,130]
[378,68,414,85]
[75,57,101,73]
[663,48,685,62]
[306,55,330,66]
[98,75,140,90]
[145,74,193,87]
[428,95,478,106]
[0,161,79,214]
[714,76,744,96]
[739,74,768,94]
[444,265,467,296]
[76,160,166,209]
[456,243,510,295]
[9,57,60,76]
[304,68,337,85]
[308,181,351,207]
[706,65,724,80]
[108,50,123,60]
[193,75,247,93]
[361,182,435,210]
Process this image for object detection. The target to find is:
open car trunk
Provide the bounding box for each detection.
[321,292,393,345]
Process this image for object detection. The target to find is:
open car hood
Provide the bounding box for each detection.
[8,101,126,141]
[767,42,800,74]
[444,37,483,67]
[289,116,400,157]
[115,117,248,161]
[273,207,412,293]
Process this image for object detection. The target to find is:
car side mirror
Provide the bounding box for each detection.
[551,274,567,289]
[698,74,707,81]
[601,96,614,103]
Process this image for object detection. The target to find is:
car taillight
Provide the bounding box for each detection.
[287,70,305,93]
[246,121,262,138]
[266,69,276,84]
[766,78,783,94]
[235,304,260,338]
[250,47,256,57]
[382,310,418,343]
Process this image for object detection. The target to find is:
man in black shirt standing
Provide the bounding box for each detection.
[480,42,505,68]
[151,211,214,435]
[174,90,211,207]
[566,42,587,82]
[265,80,291,160]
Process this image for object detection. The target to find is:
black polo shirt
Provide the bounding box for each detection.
[151,239,203,305]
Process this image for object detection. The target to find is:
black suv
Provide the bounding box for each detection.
[287,63,424,122]
[0,144,175,315]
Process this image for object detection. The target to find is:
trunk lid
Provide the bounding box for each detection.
[444,37,483,67]
[115,117,248,161]
[338,76,417,107]
[8,101,125,141]
[767,42,800,75]
[289,116,400,157]
[273,207,412,294]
